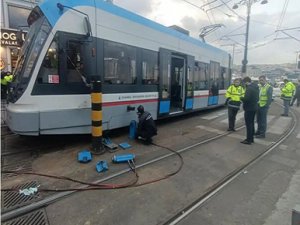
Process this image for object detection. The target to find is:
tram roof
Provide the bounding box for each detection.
[39,0,227,56]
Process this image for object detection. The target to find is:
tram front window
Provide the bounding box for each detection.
[37,39,59,84]
[8,11,51,102]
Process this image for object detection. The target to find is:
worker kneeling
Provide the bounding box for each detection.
[136,105,157,144]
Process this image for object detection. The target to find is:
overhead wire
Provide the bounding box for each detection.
[218,0,246,21]
[205,0,233,12]
[205,1,225,40]
[275,0,290,39]
[179,0,206,11]
[200,0,219,9]
[212,24,246,43]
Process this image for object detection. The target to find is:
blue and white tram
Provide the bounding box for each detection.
[6,0,231,135]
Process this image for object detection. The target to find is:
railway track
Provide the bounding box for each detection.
[163,106,298,225]
[1,103,297,224]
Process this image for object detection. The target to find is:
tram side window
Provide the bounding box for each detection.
[142,49,159,85]
[37,39,59,84]
[223,67,230,88]
[194,62,208,90]
[209,61,220,96]
[104,41,137,84]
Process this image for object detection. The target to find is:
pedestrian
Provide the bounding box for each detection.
[280,79,296,116]
[290,80,300,107]
[1,71,12,99]
[225,78,244,131]
[136,105,157,144]
[255,75,273,138]
[240,76,259,145]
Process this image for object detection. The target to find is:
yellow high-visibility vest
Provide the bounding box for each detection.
[281,81,295,100]
[258,83,271,107]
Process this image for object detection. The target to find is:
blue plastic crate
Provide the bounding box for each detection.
[77,150,92,163]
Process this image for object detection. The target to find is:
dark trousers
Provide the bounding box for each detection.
[283,99,290,115]
[256,106,269,135]
[291,96,300,107]
[228,107,239,129]
[244,110,256,142]
[1,85,7,99]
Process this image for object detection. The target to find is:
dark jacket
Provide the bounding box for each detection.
[241,83,259,111]
[295,85,300,98]
[137,111,157,139]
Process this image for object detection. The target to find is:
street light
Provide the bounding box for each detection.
[233,0,268,77]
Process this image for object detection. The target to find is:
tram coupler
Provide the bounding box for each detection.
[127,105,135,112]
[112,154,135,163]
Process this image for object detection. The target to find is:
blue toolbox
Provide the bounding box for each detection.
[78,150,92,163]
[112,154,135,163]
[119,142,132,149]
[96,161,109,173]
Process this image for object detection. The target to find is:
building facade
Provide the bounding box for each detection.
[1,0,40,72]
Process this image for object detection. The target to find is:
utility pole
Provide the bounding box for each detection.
[233,0,268,77]
[241,0,251,77]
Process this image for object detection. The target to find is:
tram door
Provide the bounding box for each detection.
[170,56,185,113]
[158,48,194,116]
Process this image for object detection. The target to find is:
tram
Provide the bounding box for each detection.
[6,0,231,135]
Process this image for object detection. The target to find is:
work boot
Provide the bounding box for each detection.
[255,134,265,138]
[240,139,252,145]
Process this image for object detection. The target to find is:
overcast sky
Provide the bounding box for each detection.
[113,0,300,65]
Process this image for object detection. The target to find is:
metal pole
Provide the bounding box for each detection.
[241,0,251,77]
[296,51,300,70]
[232,44,235,66]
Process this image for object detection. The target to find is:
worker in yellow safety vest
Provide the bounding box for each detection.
[1,71,13,99]
[255,75,273,138]
[280,79,296,116]
[225,78,245,131]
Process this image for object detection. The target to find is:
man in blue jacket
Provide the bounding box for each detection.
[255,75,273,138]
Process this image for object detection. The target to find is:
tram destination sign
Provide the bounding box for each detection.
[0,29,26,47]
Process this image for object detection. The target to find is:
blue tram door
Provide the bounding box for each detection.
[158,48,171,116]
[158,48,194,117]
[208,61,220,106]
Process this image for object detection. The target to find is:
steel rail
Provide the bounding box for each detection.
[164,103,297,225]
[1,123,245,222]
[3,103,294,222]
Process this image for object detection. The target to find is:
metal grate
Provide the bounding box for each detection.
[2,181,41,211]
[2,209,49,225]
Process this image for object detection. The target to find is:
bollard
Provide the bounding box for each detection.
[91,80,105,154]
